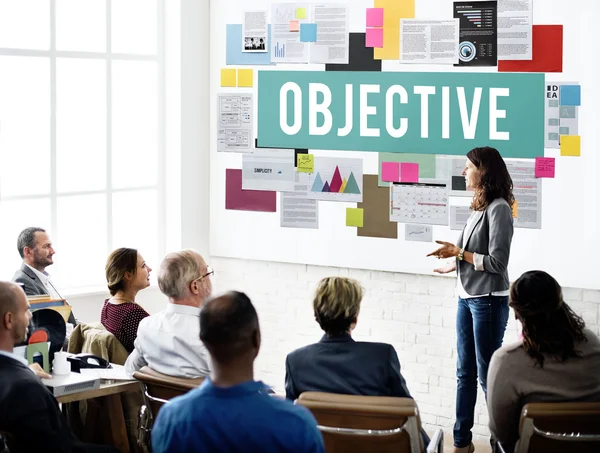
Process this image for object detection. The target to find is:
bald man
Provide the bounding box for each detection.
[151,291,325,453]
[0,282,116,453]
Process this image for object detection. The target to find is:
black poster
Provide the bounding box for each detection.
[454,1,497,66]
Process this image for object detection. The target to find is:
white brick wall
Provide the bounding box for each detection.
[210,256,600,443]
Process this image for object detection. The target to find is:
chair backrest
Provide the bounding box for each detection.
[133,366,204,418]
[296,392,423,453]
[517,402,600,453]
[67,322,129,365]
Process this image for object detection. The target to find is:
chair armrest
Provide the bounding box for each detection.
[426,428,444,453]
[495,441,507,453]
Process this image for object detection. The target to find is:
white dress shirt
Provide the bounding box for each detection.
[25,264,62,300]
[0,349,29,367]
[125,303,211,378]
[456,211,510,299]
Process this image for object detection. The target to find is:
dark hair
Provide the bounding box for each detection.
[17,227,46,259]
[105,248,138,296]
[200,291,259,363]
[467,146,515,211]
[510,270,587,368]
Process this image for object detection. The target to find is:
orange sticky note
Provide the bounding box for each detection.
[374,0,415,60]
[560,135,581,157]
[290,20,300,32]
[512,200,518,218]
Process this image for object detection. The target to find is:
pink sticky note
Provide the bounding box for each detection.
[290,19,299,32]
[365,28,383,48]
[366,8,384,27]
[382,162,400,182]
[400,163,419,183]
[535,157,555,178]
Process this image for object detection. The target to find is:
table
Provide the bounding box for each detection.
[58,380,140,453]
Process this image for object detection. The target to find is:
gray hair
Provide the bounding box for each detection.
[17,227,46,259]
[158,250,205,299]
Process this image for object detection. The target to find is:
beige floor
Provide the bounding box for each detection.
[443,438,492,453]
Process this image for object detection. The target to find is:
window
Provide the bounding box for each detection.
[0,0,165,291]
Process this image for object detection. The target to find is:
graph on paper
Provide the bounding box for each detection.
[307,157,363,203]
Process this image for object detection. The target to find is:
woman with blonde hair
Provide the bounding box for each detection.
[100,248,152,353]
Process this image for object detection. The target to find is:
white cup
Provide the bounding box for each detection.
[53,351,71,375]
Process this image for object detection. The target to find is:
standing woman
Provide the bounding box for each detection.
[427,146,514,453]
[101,248,152,353]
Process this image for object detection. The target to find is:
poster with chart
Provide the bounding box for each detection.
[390,182,449,225]
[307,157,363,203]
[270,2,310,63]
[217,93,253,152]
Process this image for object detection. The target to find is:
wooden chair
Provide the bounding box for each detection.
[296,392,443,453]
[497,402,600,453]
[132,366,204,451]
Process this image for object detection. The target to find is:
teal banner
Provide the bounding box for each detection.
[257,71,544,158]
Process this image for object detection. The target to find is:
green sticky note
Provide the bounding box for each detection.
[346,208,364,227]
[296,7,307,19]
[297,154,314,173]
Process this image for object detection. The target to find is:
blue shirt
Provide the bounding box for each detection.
[152,378,325,453]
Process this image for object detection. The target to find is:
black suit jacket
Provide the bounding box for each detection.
[0,354,80,453]
[12,263,76,325]
[285,334,412,401]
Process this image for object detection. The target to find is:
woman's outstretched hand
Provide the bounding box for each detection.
[433,263,457,274]
[427,240,460,259]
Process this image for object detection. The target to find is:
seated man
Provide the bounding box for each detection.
[12,227,76,325]
[125,250,213,378]
[0,281,115,453]
[285,277,429,446]
[151,291,325,453]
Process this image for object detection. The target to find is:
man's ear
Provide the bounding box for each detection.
[3,312,13,330]
[252,328,261,351]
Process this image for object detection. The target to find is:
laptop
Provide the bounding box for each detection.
[42,372,101,397]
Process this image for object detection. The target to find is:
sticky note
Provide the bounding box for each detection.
[560,135,581,157]
[220,68,236,87]
[300,23,317,42]
[535,157,555,178]
[381,162,400,182]
[366,8,384,27]
[373,0,415,60]
[296,7,306,19]
[290,19,300,32]
[560,85,581,106]
[297,154,314,173]
[365,27,384,48]
[512,200,518,218]
[346,208,364,227]
[237,69,253,87]
[400,163,419,183]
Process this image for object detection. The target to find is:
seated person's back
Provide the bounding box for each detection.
[100,248,151,353]
[125,250,213,377]
[488,271,600,453]
[152,291,324,453]
[286,277,411,401]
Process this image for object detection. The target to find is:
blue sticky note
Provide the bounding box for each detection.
[226,24,275,65]
[560,85,581,106]
[300,23,317,42]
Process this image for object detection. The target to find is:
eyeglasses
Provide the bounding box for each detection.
[193,265,214,284]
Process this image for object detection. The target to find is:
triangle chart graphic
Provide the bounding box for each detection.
[311,172,324,192]
[344,172,361,195]
[329,166,343,192]
[339,177,347,193]
[322,181,331,192]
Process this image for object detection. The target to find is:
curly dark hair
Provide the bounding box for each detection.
[510,270,587,368]
[467,146,515,211]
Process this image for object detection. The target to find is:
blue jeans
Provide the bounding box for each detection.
[454,296,509,448]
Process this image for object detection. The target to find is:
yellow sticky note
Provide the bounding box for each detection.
[374,0,415,60]
[296,7,306,19]
[297,154,314,173]
[237,69,253,87]
[346,208,364,228]
[560,135,581,157]
[512,200,518,218]
[220,68,236,87]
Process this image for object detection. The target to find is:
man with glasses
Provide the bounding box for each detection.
[125,250,214,378]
